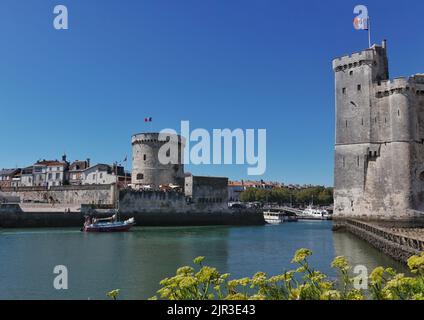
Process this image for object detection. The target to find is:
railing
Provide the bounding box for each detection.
[345,219,424,251]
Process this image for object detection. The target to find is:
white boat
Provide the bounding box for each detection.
[299,206,331,220]
[263,211,285,224]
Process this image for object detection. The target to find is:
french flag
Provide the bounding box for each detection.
[144,117,152,122]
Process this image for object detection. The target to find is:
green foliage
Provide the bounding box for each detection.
[239,186,333,206]
[106,289,120,300]
[152,250,424,300]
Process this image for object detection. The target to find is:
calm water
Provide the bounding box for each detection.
[0,221,408,300]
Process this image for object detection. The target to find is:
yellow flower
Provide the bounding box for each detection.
[251,272,267,286]
[176,266,194,276]
[407,253,424,274]
[320,290,341,300]
[289,288,301,300]
[196,266,219,283]
[106,289,120,300]
[412,293,424,300]
[331,256,350,272]
[292,248,312,263]
[225,293,247,300]
[179,276,198,289]
[346,290,364,300]
[370,266,385,284]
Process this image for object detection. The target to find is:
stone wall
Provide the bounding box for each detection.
[0,203,265,228]
[118,189,229,214]
[0,184,116,205]
[184,176,228,210]
[333,41,424,220]
[333,218,423,263]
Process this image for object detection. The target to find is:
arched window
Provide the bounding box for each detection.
[143,154,147,161]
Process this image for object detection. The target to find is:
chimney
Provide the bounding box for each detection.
[86,158,91,168]
[382,39,387,50]
[62,154,67,162]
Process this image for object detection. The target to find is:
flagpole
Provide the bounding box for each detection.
[368,16,371,48]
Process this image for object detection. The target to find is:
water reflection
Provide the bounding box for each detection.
[332,230,408,274]
[0,222,409,300]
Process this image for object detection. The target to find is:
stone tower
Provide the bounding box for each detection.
[131,133,185,189]
[333,41,424,222]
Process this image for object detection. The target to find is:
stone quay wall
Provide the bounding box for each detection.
[0,203,264,228]
[0,184,116,205]
[333,218,424,263]
[119,189,229,214]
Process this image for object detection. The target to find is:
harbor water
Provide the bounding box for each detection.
[0,221,408,300]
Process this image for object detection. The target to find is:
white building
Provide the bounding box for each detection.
[20,167,34,187]
[82,164,126,185]
[31,156,69,188]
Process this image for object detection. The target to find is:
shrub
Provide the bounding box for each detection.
[150,249,424,300]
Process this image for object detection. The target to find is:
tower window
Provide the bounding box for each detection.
[143,154,146,161]
[345,120,348,128]
[349,71,353,76]
[137,173,144,180]
[357,84,362,91]
[342,88,346,94]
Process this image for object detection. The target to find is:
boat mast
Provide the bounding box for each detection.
[115,162,120,219]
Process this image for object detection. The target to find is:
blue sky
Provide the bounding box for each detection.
[0,0,423,186]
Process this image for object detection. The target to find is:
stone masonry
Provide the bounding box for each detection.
[333,40,424,224]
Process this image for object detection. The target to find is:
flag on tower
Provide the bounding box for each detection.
[353,15,369,30]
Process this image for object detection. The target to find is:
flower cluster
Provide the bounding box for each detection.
[144,249,424,300]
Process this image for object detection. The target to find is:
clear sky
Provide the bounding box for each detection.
[0,0,423,186]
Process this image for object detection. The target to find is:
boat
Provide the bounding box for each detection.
[263,210,285,224]
[299,206,332,220]
[82,214,135,232]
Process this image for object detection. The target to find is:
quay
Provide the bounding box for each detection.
[0,203,264,228]
[333,219,424,263]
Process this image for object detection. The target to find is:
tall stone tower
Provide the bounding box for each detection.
[131,133,185,189]
[333,41,424,222]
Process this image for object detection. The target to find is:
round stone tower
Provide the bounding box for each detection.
[131,132,185,189]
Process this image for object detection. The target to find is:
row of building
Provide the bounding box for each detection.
[0,155,130,189]
[227,180,322,202]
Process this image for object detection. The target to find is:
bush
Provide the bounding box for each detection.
[150,249,424,300]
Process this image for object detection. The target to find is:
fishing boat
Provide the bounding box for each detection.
[82,214,135,232]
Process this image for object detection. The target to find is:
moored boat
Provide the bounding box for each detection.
[298,206,332,220]
[82,214,135,232]
[263,210,285,224]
